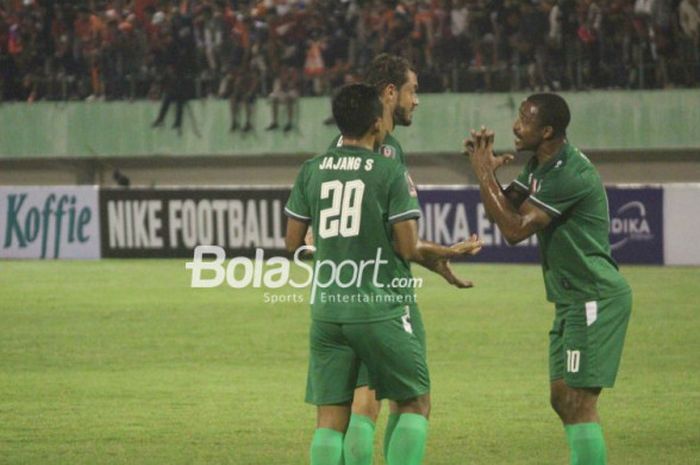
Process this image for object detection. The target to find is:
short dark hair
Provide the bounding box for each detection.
[526,93,571,138]
[364,53,414,94]
[332,84,383,138]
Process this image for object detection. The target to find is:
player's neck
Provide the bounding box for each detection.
[382,103,395,133]
[535,138,566,165]
[341,135,375,152]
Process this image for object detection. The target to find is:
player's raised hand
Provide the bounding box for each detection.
[449,233,483,256]
[493,152,516,170]
[468,126,500,177]
[463,137,476,156]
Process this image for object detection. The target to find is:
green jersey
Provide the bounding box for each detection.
[510,143,630,304]
[329,133,407,166]
[285,145,421,323]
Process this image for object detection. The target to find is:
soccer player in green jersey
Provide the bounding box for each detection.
[327,54,480,465]
[286,84,482,465]
[466,93,632,465]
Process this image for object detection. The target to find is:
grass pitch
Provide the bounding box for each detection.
[1,260,699,465]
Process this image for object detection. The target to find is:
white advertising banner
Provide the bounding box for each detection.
[0,186,100,259]
[663,184,700,266]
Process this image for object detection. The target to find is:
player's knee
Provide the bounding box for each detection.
[550,384,599,423]
[397,393,430,418]
[550,387,567,418]
[351,388,381,422]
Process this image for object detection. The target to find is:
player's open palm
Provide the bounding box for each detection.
[433,259,474,288]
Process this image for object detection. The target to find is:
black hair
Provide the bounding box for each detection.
[332,84,383,139]
[364,53,414,94]
[526,93,571,138]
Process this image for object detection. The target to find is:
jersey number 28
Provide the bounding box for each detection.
[319,180,365,238]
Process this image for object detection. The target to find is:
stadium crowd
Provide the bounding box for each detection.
[1,0,698,103]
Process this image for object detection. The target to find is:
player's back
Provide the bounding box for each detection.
[292,145,420,323]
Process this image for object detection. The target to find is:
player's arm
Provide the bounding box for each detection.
[284,164,312,253]
[503,183,529,210]
[392,220,483,288]
[465,137,524,214]
[468,128,551,244]
[285,217,309,253]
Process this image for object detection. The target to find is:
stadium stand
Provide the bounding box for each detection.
[1,0,699,104]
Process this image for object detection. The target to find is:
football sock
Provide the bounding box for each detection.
[383,412,400,461]
[565,423,607,465]
[386,413,429,465]
[311,428,344,465]
[343,414,376,465]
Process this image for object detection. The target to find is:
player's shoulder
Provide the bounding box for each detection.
[540,144,601,197]
[545,144,594,176]
[560,144,600,180]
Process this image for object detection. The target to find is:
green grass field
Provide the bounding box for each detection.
[1,260,699,465]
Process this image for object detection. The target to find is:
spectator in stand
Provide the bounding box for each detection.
[649,0,675,87]
[679,0,700,85]
[450,0,472,68]
[74,5,106,100]
[267,63,300,132]
[516,0,549,90]
[229,60,259,132]
[151,8,196,133]
[2,0,700,103]
[577,0,603,88]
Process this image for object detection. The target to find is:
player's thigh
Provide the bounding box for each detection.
[354,306,425,388]
[344,306,430,402]
[409,305,427,357]
[555,293,632,388]
[549,305,567,383]
[306,320,360,405]
[587,292,632,386]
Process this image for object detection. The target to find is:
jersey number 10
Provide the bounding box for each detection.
[319,180,365,239]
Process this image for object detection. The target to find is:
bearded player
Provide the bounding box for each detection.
[327,54,479,465]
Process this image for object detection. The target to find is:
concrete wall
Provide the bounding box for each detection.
[2,90,699,158]
[1,149,698,187]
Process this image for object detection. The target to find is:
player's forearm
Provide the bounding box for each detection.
[412,240,456,270]
[476,170,530,244]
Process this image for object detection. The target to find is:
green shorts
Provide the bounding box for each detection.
[549,292,632,388]
[305,305,430,405]
[355,305,426,389]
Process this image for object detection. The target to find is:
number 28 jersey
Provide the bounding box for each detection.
[285,145,421,323]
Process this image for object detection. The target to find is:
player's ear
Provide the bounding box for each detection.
[542,125,554,140]
[383,83,397,102]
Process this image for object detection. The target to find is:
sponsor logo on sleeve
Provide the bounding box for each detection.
[380,144,397,159]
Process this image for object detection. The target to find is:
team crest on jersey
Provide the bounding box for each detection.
[406,172,418,197]
[380,144,396,159]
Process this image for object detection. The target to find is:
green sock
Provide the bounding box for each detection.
[386,413,429,465]
[565,423,607,465]
[311,428,344,465]
[343,414,376,465]
[383,413,400,462]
